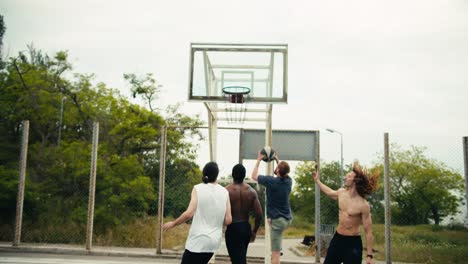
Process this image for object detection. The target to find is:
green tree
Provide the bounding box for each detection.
[291,161,341,224]
[0,46,204,241]
[124,73,162,112]
[377,145,464,225]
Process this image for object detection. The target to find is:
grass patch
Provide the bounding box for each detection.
[297,223,468,263]
[21,222,86,244]
[378,224,468,263]
[285,215,315,238]
[94,216,190,249]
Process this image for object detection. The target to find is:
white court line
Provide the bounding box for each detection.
[0,257,133,264]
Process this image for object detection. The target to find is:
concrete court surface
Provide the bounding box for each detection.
[0,252,179,264]
[0,240,401,264]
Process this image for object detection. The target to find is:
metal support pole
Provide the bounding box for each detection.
[86,122,99,250]
[326,128,343,186]
[208,106,217,263]
[384,133,391,263]
[208,106,218,162]
[264,55,274,264]
[264,105,273,264]
[314,131,321,264]
[463,137,468,224]
[13,120,29,246]
[57,96,66,146]
[156,126,167,254]
[239,129,244,165]
[339,133,343,187]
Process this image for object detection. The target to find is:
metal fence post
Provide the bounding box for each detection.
[384,133,391,263]
[263,105,273,264]
[13,120,30,246]
[315,131,321,264]
[86,122,99,250]
[463,137,468,224]
[156,125,167,254]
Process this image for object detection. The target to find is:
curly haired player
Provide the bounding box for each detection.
[312,161,379,264]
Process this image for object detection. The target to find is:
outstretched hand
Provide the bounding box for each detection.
[256,150,263,161]
[274,152,279,163]
[311,171,319,182]
[163,221,175,231]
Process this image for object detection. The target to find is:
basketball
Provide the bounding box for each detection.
[261,146,276,162]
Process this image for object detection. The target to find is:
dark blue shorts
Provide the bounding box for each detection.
[324,231,363,264]
[225,221,251,264]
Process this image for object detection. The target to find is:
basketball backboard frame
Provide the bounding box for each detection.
[188,43,288,104]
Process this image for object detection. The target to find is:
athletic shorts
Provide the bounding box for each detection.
[181,249,214,264]
[324,231,363,264]
[270,217,291,251]
[225,221,251,264]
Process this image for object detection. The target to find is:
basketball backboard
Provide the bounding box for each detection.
[188,43,288,104]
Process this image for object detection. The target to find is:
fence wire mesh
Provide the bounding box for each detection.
[21,141,91,244]
[386,134,467,263]
[20,122,89,245]
[2,121,467,263]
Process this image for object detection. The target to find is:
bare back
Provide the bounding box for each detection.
[226,183,261,223]
[336,189,368,236]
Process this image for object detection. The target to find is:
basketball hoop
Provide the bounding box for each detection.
[222,86,251,123]
[222,86,251,104]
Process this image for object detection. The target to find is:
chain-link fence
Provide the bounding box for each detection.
[21,144,90,244]
[20,120,89,245]
[2,121,468,263]
[158,127,269,258]
[314,132,468,263]
[90,121,159,249]
[385,133,467,263]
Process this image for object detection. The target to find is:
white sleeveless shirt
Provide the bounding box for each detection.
[185,183,228,253]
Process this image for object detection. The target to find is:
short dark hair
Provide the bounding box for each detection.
[202,162,219,183]
[232,164,246,183]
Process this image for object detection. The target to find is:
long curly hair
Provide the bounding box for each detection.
[352,161,379,198]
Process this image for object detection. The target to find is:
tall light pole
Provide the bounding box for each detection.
[57,96,66,146]
[326,128,343,187]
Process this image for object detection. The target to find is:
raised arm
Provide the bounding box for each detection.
[273,151,279,164]
[251,151,263,181]
[163,187,197,230]
[362,202,374,264]
[312,171,339,200]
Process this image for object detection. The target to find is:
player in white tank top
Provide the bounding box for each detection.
[163,162,232,264]
[185,183,229,252]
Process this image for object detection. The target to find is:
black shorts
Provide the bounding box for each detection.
[324,231,363,264]
[181,249,214,264]
[225,221,251,264]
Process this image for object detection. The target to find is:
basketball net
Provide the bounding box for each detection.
[223,93,248,124]
[222,86,250,124]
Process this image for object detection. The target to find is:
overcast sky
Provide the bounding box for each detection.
[2,0,468,176]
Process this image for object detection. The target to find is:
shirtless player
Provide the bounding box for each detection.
[312,162,379,264]
[225,164,263,264]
